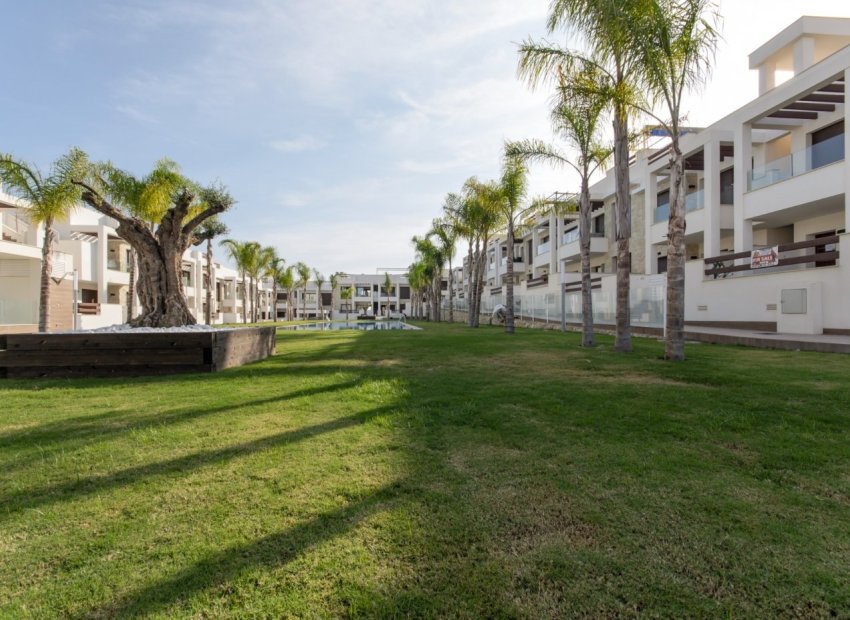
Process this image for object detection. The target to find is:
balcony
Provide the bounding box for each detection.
[654,189,705,223]
[536,241,551,256]
[1,210,31,244]
[559,233,608,262]
[748,133,844,191]
[703,235,840,279]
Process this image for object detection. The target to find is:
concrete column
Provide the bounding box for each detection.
[733,123,753,253]
[97,226,108,303]
[703,141,721,259]
[758,62,776,95]
[793,37,815,74]
[645,171,658,274]
[845,69,850,232]
[549,213,557,274]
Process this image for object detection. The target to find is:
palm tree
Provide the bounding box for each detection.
[407,262,427,320]
[430,208,459,324]
[329,273,340,319]
[632,0,720,360]
[493,155,541,335]
[314,269,326,320]
[381,272,393,317]
[507,63,611,346]
[462,179,504,327]
[277,265,295,321]
[251,246,277,322]
[519,0,645,352]
[0,154,80,332]
[192,217,229,325]
[295,262,310,320]
[264,252,286,323]
[339,283,353,318]
[412,235,447,322]
[221,239,258,324]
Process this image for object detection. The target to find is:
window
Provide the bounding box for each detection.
[811,121,844,170]
[657,255,668,274]
[592,214,605,235]
[720,168,734,205]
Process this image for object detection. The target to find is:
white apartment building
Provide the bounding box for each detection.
[0,198,261,333]
[463,16,850,335]
[278,272,417,321]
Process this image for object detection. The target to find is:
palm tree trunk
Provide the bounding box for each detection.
[128,248,136,323]
[241,273,247,324]
[302,287,306,319]
[665,149,687,361]
[466,240,475,327]
[205,239,213,325]
[38,217,55,333]
[505,220,515,334]
[613,109,632,353]
[447,256,454,323]
[579,179,594,347]
[272,281,278,323]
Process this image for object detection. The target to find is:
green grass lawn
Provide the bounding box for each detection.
[1,324,849,618]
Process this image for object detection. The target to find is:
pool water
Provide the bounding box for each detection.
[280,320,419,331]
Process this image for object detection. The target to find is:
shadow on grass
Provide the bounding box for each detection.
[0,377,364,457]
[81,482,406,619]
[1,405,393,519]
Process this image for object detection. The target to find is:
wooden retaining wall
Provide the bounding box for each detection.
[0,327,277,379]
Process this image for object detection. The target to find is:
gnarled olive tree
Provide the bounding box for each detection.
[69,149,235,327]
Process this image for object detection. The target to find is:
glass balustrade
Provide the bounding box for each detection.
[748,133,845,191]
[654,189,704,223]
[536,241,550,256]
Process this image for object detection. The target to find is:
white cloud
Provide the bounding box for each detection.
[269,135,327,153]
[115,104,158,124]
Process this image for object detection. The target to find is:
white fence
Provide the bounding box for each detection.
[447,282,665,328]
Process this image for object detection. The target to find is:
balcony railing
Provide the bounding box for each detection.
[748,133,845,191]
[107,258,132,273]
[654,189,705,223]
[536,241,551,256]
[526,274,549,288]
[1,210,30,244]
[703,235,839,279]
[563,228,579,245]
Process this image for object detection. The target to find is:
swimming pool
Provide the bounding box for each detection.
[280,320,419,331]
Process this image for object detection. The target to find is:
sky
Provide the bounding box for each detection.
[2,0,850,275]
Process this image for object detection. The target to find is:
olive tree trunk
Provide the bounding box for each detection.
[77,186,225,328]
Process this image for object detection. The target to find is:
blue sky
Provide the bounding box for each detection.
[3,0,849,274]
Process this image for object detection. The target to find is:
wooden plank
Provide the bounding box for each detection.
[778,235,839,252]
[0,348,205,367]
[704,251,839,276]
[703,250,752,264]
[5,333,213,351]
[785,102,836,112]
[801,93,844,103]
[768,111,818,120]
[6,364,213,379]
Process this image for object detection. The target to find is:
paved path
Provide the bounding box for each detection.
[682,326,850,354]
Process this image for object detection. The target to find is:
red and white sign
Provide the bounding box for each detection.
[751,246,779,269]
